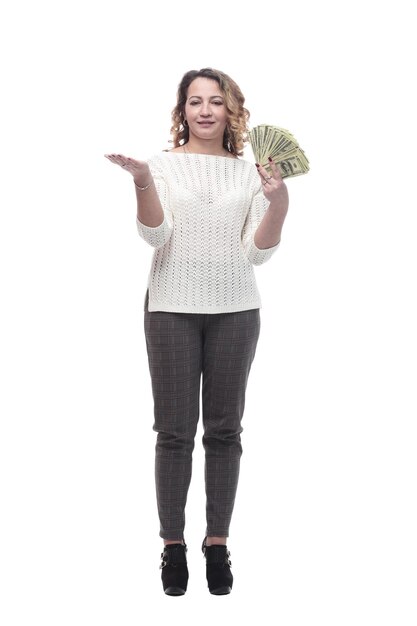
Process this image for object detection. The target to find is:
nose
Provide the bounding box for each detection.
[200,102,212,117]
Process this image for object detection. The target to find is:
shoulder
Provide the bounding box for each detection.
[147,151,174,171]
[233,156,259,182]
[233,157,264,195]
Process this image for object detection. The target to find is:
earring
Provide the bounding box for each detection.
[225,127,233,151]
[183,119,188,127]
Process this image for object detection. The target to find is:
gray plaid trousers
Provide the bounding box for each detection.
[143,290,261,540]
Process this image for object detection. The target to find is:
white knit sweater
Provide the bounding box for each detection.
[136,152,280,313]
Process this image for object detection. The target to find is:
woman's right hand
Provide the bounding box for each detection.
[104,153,152,187]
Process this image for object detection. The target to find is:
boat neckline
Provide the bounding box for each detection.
[159,151,240,161]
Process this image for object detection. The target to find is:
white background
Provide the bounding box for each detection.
[1,0,416,624]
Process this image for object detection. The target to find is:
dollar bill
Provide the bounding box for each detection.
[248,124,310,178]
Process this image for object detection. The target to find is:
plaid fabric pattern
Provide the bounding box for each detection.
[143,289,260,539]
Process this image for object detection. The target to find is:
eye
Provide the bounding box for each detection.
[212,100,224,106]
[189,100,200,106]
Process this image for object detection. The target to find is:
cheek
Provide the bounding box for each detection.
[220,111,229,124]
[184,104,195,118]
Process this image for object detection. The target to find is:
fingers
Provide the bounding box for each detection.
[256,157,283,187]
[104,154,151,187]
[104,153,129,168]
[255,161,273,186]
[267,156,283,182]
[255,162,267,178]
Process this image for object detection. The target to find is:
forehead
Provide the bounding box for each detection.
[187,77,223,98]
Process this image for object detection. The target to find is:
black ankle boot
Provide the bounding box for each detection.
[202,537,233,595]
[160,543,189,596]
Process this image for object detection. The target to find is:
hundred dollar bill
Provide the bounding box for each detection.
[248,124,310,178]
[275,151,309,178]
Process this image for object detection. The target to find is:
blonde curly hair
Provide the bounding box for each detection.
[170,68,250,157]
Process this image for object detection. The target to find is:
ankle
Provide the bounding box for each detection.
[205,536,227,546]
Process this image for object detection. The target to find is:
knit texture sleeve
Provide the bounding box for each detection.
[241,180,281,265]
[136,158,173,249]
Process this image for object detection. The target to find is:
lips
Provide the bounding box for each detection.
[198,121,214,126]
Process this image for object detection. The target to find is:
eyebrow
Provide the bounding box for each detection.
[187,95,224,100]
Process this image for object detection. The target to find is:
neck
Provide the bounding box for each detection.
[185,137,229,157]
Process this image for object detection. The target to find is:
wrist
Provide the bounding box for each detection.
[134,178,153,191]
[133,165,152,188]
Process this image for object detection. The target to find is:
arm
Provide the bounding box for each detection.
[241,160,289,265]
[134,170,164,227]
[104,153,173,248]
[254,159,289,249]
[253,202,287,249]
[241,186,282,265]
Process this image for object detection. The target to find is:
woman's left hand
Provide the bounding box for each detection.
[256,158,289,212]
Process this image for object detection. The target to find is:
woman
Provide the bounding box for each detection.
[105,67,289,596]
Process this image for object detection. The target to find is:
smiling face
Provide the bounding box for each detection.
[184,77,228,144]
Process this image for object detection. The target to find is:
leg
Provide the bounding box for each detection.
[201,308,261,538]
[144,293,203,540]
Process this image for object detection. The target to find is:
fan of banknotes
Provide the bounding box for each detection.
[248,124,310,178]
